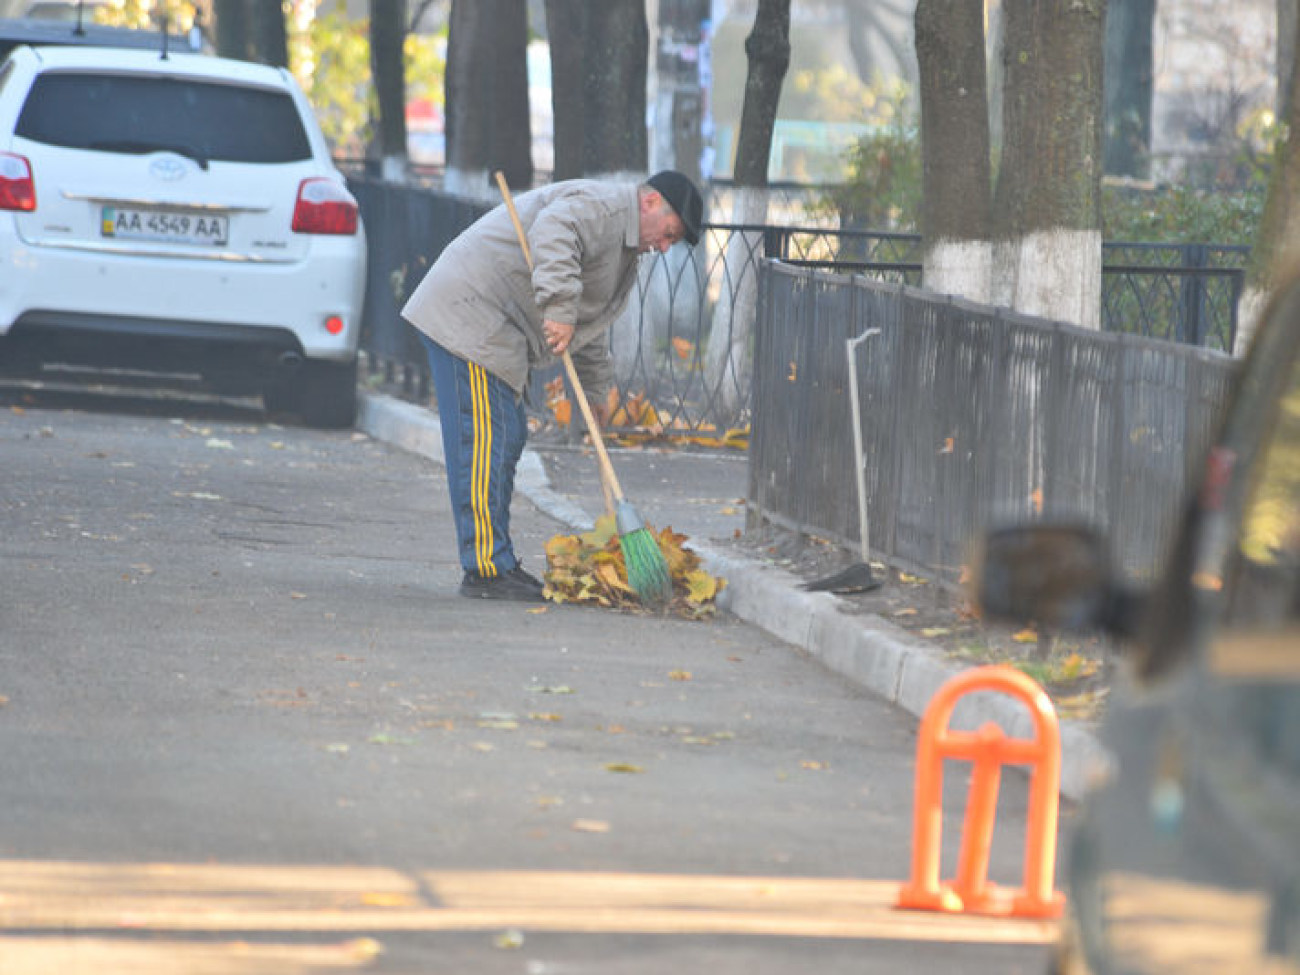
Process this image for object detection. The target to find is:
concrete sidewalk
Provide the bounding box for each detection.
[358,392,1108,801]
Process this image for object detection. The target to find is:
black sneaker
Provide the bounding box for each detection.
[508,565,546,591]
[460,569,547,602]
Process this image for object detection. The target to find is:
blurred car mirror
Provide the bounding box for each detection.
[975,524,1143,637]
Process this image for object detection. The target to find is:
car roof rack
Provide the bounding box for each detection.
[0,16,198,64]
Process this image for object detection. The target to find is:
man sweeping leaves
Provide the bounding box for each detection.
[401,171,704,602]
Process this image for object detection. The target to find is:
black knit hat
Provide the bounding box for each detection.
[646,170,703,246]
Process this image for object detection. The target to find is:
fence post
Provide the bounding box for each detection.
[763,226,789,261]
[1181,243,1209,346]
[1227,267,1244,354]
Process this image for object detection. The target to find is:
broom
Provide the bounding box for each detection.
[494,172,673,607]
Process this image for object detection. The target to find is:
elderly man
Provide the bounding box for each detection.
[401,171,704,601]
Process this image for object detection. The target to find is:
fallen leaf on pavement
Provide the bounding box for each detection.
[571,819,610,833]
[493,929,525,950]
[605,762,645,774]
[342,938,384,960]
[368,733,415,746]
[1059,686,1110,715]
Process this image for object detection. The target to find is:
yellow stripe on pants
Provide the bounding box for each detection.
[468,362,496,577]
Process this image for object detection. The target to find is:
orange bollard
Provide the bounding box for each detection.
[895,665,1065,919]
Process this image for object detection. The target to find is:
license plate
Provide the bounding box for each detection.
[101,206,228,246]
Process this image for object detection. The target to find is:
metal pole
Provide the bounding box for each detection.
[846,327,881,563]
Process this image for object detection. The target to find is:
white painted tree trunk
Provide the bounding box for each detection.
[921,240,993,304]
[380,155,407,183]
[608,246,704,383]
[704,185,769,417]
[992,229,1102,329]
[443,167,493,203]
[1234,285,1270,357]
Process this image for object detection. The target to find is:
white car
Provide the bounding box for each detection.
[0,44,367,427]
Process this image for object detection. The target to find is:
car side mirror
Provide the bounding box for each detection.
[975,524,1142,636]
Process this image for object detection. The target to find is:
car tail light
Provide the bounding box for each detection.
[291,177,358,235]
[0,152,36,212]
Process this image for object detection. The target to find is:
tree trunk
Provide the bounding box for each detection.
[1237,5,1300,354]
[213,0,249,60]
[732,0,789,188]
[246,0,288,67]
[581,1,649,176]
[1282,0,1298,123]
[653,0,711,185]
[370,0,409,181]
[544,0,647,179]
[545,0,585,181]
[445,0,532,200]
[992,0,1106,329]
[915,0,992,302]
[1103,0,1154,178]
[706,0,789,415]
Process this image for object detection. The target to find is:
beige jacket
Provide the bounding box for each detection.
[400,180,642,397]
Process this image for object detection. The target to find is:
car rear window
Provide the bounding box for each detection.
[14,71,313,164]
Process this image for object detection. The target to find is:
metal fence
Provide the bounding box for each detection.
[350,179,490,399]
[763,230,1248,354]
[749,262,1240,589]
[349,177,1248,440]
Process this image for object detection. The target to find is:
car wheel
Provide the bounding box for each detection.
[298,359,357,429]
[262,376,302,417]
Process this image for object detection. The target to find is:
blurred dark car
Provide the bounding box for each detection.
[977,273,1300,974]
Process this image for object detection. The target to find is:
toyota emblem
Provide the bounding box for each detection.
[149,155,189,181]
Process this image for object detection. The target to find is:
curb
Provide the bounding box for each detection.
[357,392,1109,801]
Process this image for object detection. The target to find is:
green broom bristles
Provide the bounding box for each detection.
[621,527,673,606]
[615,500,673,607]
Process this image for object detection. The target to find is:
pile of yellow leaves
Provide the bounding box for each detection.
[543,514,725,618]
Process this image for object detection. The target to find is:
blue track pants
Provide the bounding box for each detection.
[422,335,528,578]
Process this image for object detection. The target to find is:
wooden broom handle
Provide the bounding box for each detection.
[493,171,626,504]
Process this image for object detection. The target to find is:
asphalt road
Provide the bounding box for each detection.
[0,382,1060,974]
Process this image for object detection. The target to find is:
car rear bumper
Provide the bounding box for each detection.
[0,230,367,362]
[0,310,324,393]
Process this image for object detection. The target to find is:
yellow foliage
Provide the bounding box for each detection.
[543,516,726,616]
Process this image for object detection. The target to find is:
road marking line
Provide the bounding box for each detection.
[0,861,1057,944]
[0,935,381,975]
